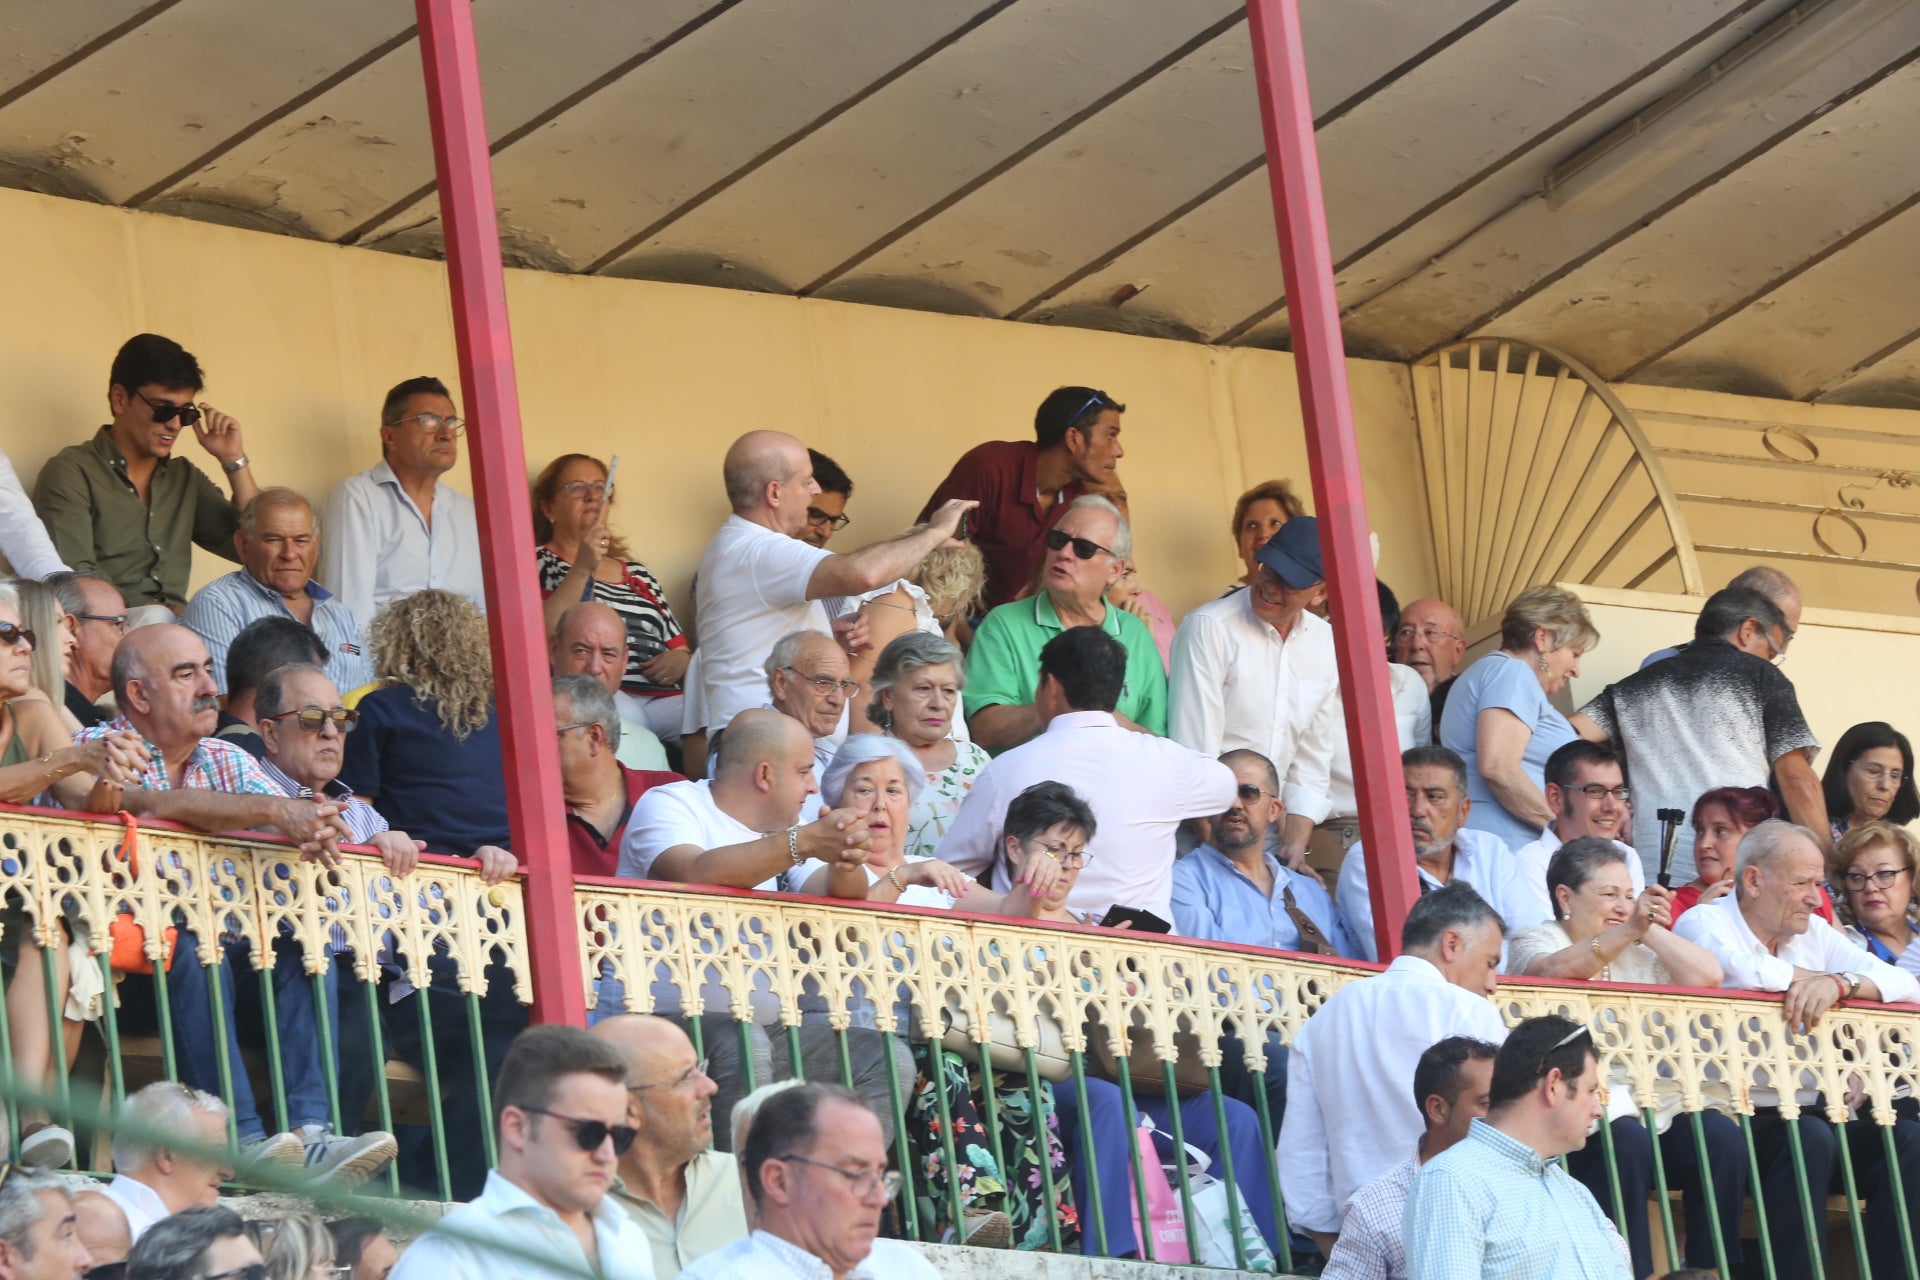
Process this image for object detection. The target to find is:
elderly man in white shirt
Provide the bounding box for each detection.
[1674,819,1920,1280]
[1171,516,1338,869]
[319,376,485,630]
[104,1083,233,1242]
[1505,739,1645,933]
[691,430,971,741]
[1278,881,1508,1259]
[937,625,1236,921]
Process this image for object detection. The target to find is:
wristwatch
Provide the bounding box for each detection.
[222,454,250,475]
[1836,971,1862,1000]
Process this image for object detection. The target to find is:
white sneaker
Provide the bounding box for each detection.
[18,1125,73,1169]
[240,1131,306,1175]
[295,1125,398,1186]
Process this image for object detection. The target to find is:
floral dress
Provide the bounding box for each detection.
[903,740,990,861]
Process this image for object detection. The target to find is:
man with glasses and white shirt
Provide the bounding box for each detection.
[1391,598,1468,741]
[1505,740,1646,932]
[319,376,485,631]
[762,631,856,804]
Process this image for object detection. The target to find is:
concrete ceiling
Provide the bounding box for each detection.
[5,0,1919,407]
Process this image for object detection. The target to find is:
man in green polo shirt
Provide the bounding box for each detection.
[965,494,1166,752]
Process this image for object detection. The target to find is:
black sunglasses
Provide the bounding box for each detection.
[84,1264,128,1280]
[1044,528,1115,561]
[131,388,203,427]
[261,705,359,734]
[205,1267,267,1280]
[1235,784,1272,803]
[520,1106,637,1155]
[0,623,35,651]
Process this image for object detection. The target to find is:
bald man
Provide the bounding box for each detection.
[1392,598,1467,740]
[552,602,670,770]
[595,1016,745,1280]
[71,1192,130,1273]
[690,430,973,742]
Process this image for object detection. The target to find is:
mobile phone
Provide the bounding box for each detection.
[1101,905,1172,934]
[958,510,970,541]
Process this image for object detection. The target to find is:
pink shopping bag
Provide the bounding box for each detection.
[1130,1122,1191,1263]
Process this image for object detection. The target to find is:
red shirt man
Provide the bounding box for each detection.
[568,762,681,878]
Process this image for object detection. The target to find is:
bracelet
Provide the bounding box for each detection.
[1832,972,1850,1001]
[1589,937,1609,967]
[785,826,800,866]
[887,865,906,893]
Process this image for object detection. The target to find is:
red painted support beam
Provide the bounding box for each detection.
[415,0,584,1023]
[1243,0,1421,961]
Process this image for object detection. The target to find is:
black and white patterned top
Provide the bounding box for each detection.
[535,546,687,697]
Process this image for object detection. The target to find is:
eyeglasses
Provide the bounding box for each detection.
[630,1057,710,1092]
[131,388,203,427]
[558,480,607,499]
[82,1263,128,1280]
[781,667,860,696]
[1044,528,1115,560]
[1393,624,1462,646]
[1841,866,1913,891]
[1853,762,1906,786]
[519,1106,637,1155]
[385,411,466,436]
[1028,839,1090,869]
[204,1267,267,1280]
[772,1154,903,1201]
[556,722,594,736]
[261,705,358,734]
[74,612,129,633]
[1235,784,1273,804]
[0,623,33,651]
[1571,784,1630,802]
[1760,627,1788,666]
[805,507,852,532]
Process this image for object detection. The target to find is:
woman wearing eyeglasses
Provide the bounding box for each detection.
[1832,820,1920,973]
[1820,721,1919,846]
[532,454,691,747]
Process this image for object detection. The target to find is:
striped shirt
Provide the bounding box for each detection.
[258,758,389,843]
[75,716,280,795]
[536,546,687,696]
[182,568,372,695]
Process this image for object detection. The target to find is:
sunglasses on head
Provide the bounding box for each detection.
[204,1266,266,1280]
[0,623,35,651]
[131,388,203,427]
[261,705,358,734]
[521,1106,638,1155]
[1044,528,1115,561]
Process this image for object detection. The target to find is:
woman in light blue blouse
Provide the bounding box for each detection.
[1439,585,1598,850]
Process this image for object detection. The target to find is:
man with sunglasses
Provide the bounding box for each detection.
[390,1025,657,1280]
[1505,740,1647,932]
[35,334,257,616]
[319,375,486,635]
[917,385,1125,610]
[0,1166,94,1280]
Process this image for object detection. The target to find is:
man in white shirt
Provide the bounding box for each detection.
[103,1083,233,1243]
[1279,881,1509,1258]
[391,1025,657,1280]
[762,629,854,793]
[0,448,67,581]
[319,376,485,632]
[1338,747,1517,963]
[691,430,971,739]
[1170,516,1339,869]
[680,1083,939,1280]
[937,625,1237,920]
[1674,820,1920,1280]
[1505,740,1646,932]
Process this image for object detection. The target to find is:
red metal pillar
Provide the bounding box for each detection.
[415,0,584,1023]
[1244,0,1420,961]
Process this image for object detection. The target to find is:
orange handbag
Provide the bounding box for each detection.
[106,811,176,975]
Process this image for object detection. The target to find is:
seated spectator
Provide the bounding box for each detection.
[326,1219,399,1280]
[1169,517,1336,868]
[389,1026,654,1280]
[918,387,1123,610]
[1832,820,1920,971]
[1821,721,1918,846]
[1320,1036,1497,1280]
[0,1166,91,1280]
[965,495,1165,751]
[800,450,853,550]
[905,540,987,649]
[0,448,68,583]
[1505,740,1645,932]
[549,602,671,771]
[319,377,484,631]
[938,626,1234,920]
[593,1016,745,1280]
[691,429,968,743]
[862,632,987,858]
[533,454,689,746]
[126,1207,261,1280]
[213,615,329,758]
[555,674,680,878]
[104,1083,231,1241]
[1339,747,1518,963]
[46,571,124,728]
[1279,882,1509,1258]
[70,1192,130,1276]
[1675,821,1920,1279]
[1391,597,1467,739]
[1440,585,1595,851]
[762,630,854,792]
[181,487,372,697]
[680,1083,939,1280]
[1404,1016,1632,1279]
[34,334,256,613]
[1675,785,1777,918]
[1224,478,1304,595]
[1507,839,1730,1278]
[255,1212,335,1280]
[1316,579,1432,871]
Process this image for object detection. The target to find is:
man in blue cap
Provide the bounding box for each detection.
[1169,515,1339,869]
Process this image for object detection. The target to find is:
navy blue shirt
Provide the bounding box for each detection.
[338,685,509,856]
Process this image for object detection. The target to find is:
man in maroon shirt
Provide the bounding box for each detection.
[554,674,682,878]
[918,386,1126,609]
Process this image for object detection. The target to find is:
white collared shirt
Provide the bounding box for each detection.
[0,448,67,580]
[1505,827,1644,935]
[1336,828,1516,964]
[933,710,1237,920]
[1324,663,1431,821]
[679,1229,940,1280]
[1277,955,1509,1235]
[389,1168,657,1280]
[1169,593,1340,822]
[103,1174,167,1242]
[318,459,485,633]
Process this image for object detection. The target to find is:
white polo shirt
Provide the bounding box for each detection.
[692,515,831,735]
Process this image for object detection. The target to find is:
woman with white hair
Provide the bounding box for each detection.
[786,735,977,905]
[859,633,989,861]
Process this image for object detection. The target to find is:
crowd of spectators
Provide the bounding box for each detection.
[0,334,1913,1278]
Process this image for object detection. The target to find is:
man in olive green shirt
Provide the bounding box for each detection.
[594,1015,747,1280]
[963,494,1166,753]
[35,334,258,610]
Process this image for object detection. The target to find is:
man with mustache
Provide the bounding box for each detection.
[1505,740,1646,932]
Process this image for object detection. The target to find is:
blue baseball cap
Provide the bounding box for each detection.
[1254,515,1324,589]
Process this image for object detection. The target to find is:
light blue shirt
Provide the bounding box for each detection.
[1336,827,1516,963]
[182,567,372,694]
[389,1168,658,1280]
[1171,842,1358,958]
[1405,1119,1631,1280]
[318,459,485,633]
[1438,652,1575,850]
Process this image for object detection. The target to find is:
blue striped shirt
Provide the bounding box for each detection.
[182,569,372,695]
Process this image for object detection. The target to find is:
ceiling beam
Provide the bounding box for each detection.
[0,0,183,115]
[1811,323,1920,401]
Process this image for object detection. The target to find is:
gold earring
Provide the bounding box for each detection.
[1537,655,1551,675]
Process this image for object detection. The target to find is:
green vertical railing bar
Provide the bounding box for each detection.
[1597,1111,1627,1239]
[1024,1047,1064,1253]
[257,966,291,1137]
[96,954,125,1109]
[1644,1107,1679,1268]
[37,937,70,1122]
[1740,1113,1779,1280]
[834,1028,855,1090]
[149,964,178,1081]
[464,993,497,1168]
[1249,1065,1294,1274]
[1113,1056,1156,1263]
[684,1013,705,1064]
[1206,1065,1251,1271]
[1069,1052,1108,1258]
[1784,1114,1827,1280]
[923,1036,967,1242]
[361,979,400,1195]
[735,1021,757,1093]
[312,973,343,1135]
[1157,1061,1202,1262]
[414,992,452,1201]
[202,955,240,1154]
[0,959,20,1156]
[973,1041,1008,1203]
[785,1024,806,1083]
[1884,1122,1918,1280]
[1688,1110,1729,1279]
[878,1029,921,1243]
[1831,1120,1871,1278]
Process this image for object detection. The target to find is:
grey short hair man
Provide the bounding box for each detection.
[0,1167,90,1280]
[125,1206,260,1280]
[104,1083,232,1242]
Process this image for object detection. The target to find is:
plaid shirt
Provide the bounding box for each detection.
[75,716,280,795]
[1323,1150,1419,1280]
